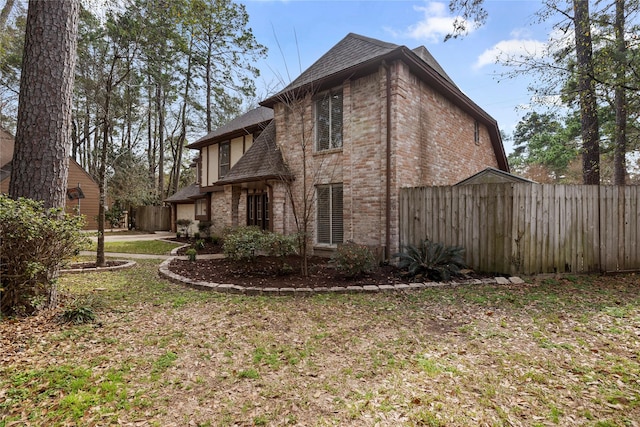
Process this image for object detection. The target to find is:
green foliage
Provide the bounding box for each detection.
[508,112,580,181]
[261,232,298,257]
[0,195,90,316]
[104,204,125,228]
[222,226,265,261]
[195,239,205,250]
[222,227,297,262]
[176,219,193,238]
[61,295,103,324]
[331,242,376,278]
[198,220,213,238]
[186,248,197,262]
[396,239,467,282]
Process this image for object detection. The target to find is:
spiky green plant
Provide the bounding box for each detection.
[396,239,467,281]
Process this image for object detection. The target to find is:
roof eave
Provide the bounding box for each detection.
[400,47,509,172]
[260,46,510,173]
[216,174,295,186]
[186,120,272,150]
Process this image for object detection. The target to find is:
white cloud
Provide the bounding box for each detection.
[474,39,547,69]
[400,1,477,44]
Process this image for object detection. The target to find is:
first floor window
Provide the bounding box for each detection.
[195,198,207,219]
[316,184,343,245]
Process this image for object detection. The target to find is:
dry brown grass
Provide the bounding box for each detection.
[1,261,639,426]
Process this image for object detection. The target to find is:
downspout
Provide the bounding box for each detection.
[384,61,392,261]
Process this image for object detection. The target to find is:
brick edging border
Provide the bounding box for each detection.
[61,260,137,274]
[158,257,526,295]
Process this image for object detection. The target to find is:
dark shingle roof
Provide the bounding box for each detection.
[164,183,202,203]
[188,106,273,149]
[262,33,456,105]
[216,121,292,185]
[260,32,508,172]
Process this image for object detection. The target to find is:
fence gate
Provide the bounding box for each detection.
[135,205,171,232]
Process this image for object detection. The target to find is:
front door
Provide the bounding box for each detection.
[247,192,269,230]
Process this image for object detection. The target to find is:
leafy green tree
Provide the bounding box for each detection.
[509,112,580,181]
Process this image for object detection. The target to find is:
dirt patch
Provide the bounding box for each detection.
[168,255,405,288]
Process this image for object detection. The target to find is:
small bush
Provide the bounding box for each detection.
[185,248,197,262]
[222,226,266,261]
[0,195,89,316]
[223,227,298,262]
[262,232,298,257]
[61,295,102,324]
[331,241,377,278]
[396,239,467,281]
[176,219,192,238]
[195,239,205,250]
[198,220,212,238]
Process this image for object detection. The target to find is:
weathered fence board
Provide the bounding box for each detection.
[399,183,640,275]
[135,205,171,232]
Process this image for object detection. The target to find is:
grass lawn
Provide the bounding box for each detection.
[1,261,639,426]
[86,240,183,255]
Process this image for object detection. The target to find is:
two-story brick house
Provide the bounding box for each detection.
[172,33,508,258]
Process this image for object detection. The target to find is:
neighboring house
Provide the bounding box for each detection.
[174,33,509,258]
[0,127,101,229]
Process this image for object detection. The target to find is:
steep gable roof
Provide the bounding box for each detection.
[216,121,292,185]
[188,106,273,149]
[260,33,508,172]
[262,33,456,106]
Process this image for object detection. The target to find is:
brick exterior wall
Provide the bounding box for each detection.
[270,59,500,257]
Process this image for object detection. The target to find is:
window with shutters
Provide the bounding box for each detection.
[315,90,343,151]
[316,184,343,245]
[219,141,230,178]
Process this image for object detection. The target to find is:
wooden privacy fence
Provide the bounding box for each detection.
[399,183,640,275]
[135,205,171,232]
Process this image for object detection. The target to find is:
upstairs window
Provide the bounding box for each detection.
[315,90,343,151]
[219,141,230,178]
[316,184,343,245]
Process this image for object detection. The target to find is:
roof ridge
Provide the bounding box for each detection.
[346,32,399,49]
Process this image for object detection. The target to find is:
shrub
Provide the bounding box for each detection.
[195,239,205,250]
[185,248,197,262]
[261,232,298,257]
[198,220,212,238]
[396,239,467,281]
[0,195,90,316]
[331,241,377,278]
[61,295,102,324]
[176,219,192,238]
[222,226,265,261]
[222,227,297,262]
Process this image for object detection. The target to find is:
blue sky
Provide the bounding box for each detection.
[240,0,556,154]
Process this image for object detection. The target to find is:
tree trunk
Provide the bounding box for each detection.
[156,82,165,200]
[171,38,194,195]
[613,0,627,185]
[0,0,15,30]
[9,0,80,208]
[573,0,600,185]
